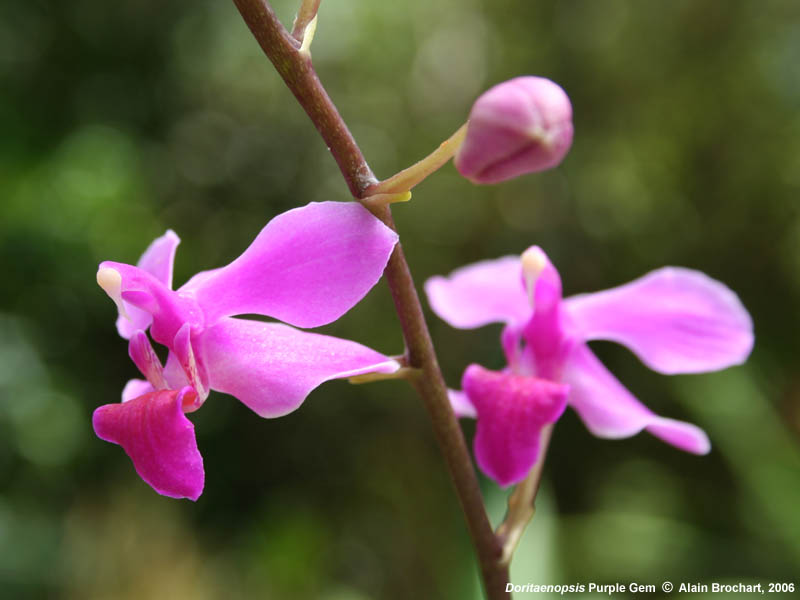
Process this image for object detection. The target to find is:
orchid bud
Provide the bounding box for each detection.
[454,76,573,184]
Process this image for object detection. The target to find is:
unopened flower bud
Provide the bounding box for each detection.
[454,76,573,184]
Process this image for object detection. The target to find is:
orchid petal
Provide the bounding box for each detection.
[463,364,568,486]
[173,323,209,403]
[121,379,154,402]
[448,389,478,419]
[116,231,180,339]
[565,267,753,375]
[201,318,400,418]
[115,303,153,341]
[500,324,525,369]
[424,256,530,329]
[183,202,399,328]
[138,230,180,289]
[93,387,205,500]
[128,331,168,390]
[163,351,190,390]
[563,344,710,454]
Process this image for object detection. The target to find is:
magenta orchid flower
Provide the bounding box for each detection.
[425,247,753,486]
[93,202,400,500]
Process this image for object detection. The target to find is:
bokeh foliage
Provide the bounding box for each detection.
[1,0,799,598]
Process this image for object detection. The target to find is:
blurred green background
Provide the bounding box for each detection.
[1,0,799,598]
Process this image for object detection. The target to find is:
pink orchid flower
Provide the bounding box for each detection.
[425,247,753,486]
[93,202,400,500]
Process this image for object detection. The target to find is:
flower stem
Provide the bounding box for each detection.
[230,1,510,596]
[232,0,376,197]
[375,219,510,597]
[366,123,468,195]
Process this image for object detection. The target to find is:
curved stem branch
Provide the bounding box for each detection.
[230,0,510,596]
[366,123,468,195]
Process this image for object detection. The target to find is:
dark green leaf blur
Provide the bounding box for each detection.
[1,0,798,598]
